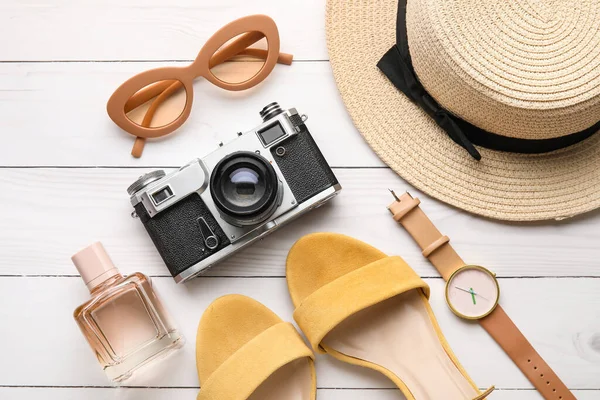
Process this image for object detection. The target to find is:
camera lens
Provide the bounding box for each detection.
[210,151,280,226]
[223,167,264,206]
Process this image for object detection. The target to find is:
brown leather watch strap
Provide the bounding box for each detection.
[388,193,463,280]
[388,191,576,400]
[480,307,575,400]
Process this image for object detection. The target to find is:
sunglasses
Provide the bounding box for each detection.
[107,15,293,158]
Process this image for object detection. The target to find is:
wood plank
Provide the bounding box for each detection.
[3,2,597,400]
[0,62,382,167]
[0,387,596,400]
[0,0,328,61]
[0,168,599,277]
[0,277,598,389]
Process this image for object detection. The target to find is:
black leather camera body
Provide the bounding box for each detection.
[127,103,341,283]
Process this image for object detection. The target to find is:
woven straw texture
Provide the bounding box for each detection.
[326,0,600,221]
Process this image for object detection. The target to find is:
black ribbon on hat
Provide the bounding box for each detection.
[377,0,600,160]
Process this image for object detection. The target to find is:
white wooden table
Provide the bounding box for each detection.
[0,1,598,399]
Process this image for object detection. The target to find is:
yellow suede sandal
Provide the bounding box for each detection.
[196,295,317,400]
[286,233,494,400]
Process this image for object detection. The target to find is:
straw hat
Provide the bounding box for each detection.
[326,0,600,221]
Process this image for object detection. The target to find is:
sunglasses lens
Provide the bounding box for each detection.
[210,33,268,84]
[124,80,187,129]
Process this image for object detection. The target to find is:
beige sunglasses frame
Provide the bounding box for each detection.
[107,14,292,157]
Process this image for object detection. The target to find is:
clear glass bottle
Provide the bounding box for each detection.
[72,242,184,383]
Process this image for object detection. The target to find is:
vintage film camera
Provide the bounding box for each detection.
[127,102,341,283]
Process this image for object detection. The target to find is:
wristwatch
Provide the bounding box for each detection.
[387,191,575,400]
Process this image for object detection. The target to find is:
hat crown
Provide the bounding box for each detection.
[407,0,600,140]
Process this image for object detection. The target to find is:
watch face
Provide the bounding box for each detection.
[445,265,500,320]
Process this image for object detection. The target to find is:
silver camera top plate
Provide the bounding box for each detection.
[130,160,209,217]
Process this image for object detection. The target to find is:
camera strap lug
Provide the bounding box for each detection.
[288,109,308,133]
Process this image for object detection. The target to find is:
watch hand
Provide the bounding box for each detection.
[454,286,491,301]
[469,287,477,305]
[455,286,473,294]
[454,286,476,304]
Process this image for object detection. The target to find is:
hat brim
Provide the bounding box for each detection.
[326,0,600,221]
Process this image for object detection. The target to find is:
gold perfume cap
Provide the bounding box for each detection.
[72,242,120,291]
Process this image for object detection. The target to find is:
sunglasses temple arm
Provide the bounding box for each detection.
[208,31,293,67]
[208,30,264,66]
[236,48,293,65]
[276,51,294,65]
[132,137,146,158]
[131,80,184,158]
[124,80,174,113]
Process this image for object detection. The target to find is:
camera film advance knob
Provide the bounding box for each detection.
[259,102,284,122]
[127,170,166,196]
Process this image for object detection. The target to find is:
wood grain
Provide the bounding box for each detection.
[0,0,328,61]
[0,388,597,400]
[0,62,383,167]
[0,277,598,389]
[1,0,598,397]
[0,168,599,277]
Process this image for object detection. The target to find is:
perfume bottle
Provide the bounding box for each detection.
[72,242,184,383]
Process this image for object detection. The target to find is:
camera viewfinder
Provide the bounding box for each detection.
[257,122,287,146]
[151,186,174,205]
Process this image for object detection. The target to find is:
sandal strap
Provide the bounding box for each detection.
[197,322,313,400]
[293,256,430,353]
[474,386,495,399]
